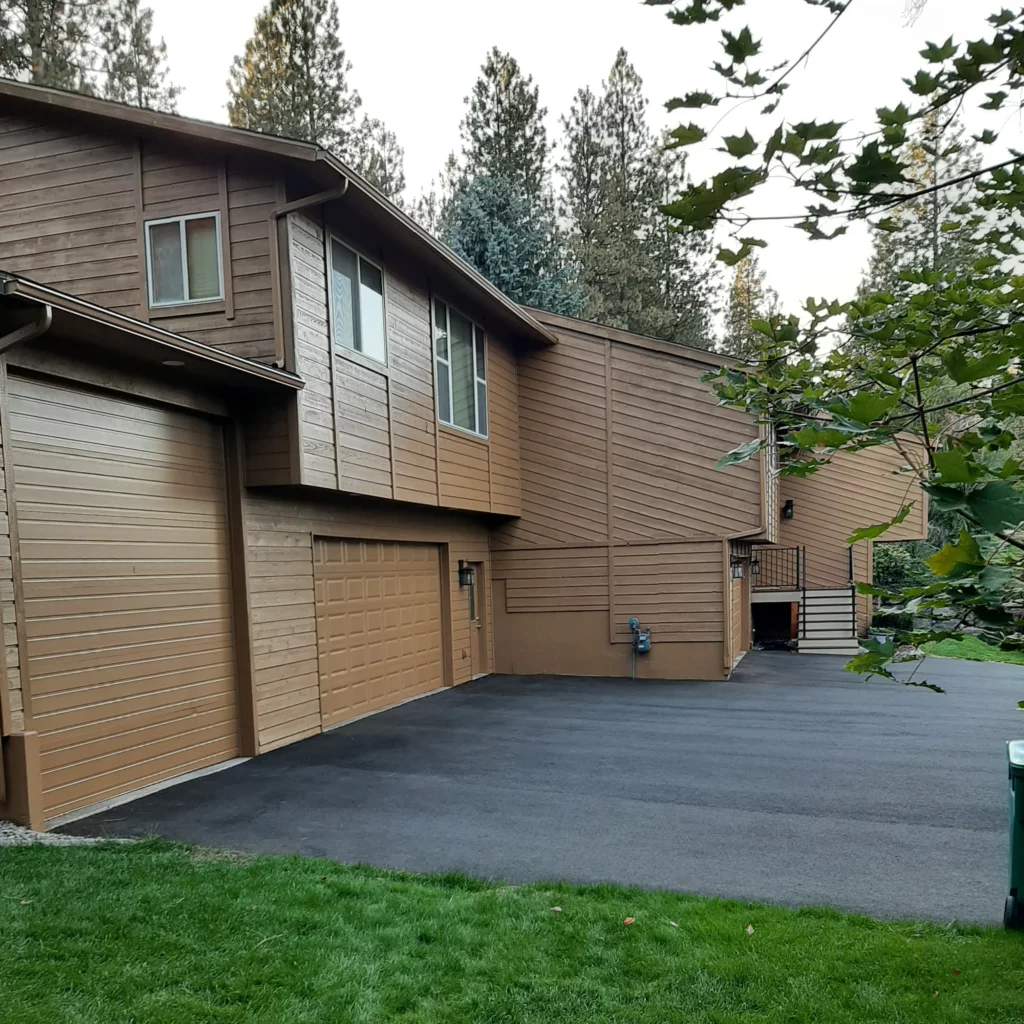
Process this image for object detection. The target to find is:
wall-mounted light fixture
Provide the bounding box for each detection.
[782,499,795,520]
[731,562,745,579]
[457,560,475,588]
[749,557,760,576]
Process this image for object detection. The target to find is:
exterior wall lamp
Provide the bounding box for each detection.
[457,560,475,588]
[782,499,795,520]
[731,560,745,580]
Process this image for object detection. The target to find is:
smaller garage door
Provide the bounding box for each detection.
[314,539,444,729]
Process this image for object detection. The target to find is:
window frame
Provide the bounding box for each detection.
[326,232,389,366]
[144,211,225,309]
[433,297,488,439]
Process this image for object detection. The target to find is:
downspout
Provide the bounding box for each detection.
[267,180,350,370]
[0,303,53,353]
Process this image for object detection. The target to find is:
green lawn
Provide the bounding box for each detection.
[925,634,1024,666]
[1,842,1022,1023]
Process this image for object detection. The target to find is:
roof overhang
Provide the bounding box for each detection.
[0,273,304,395]
[0,79,557,350]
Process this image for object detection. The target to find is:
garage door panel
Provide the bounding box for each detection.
[315,539,444,730]
[11,375,239,820]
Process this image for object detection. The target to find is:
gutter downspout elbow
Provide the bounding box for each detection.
[0,303,52,354]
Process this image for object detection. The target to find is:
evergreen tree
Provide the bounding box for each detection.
[859,115,982,298]
[559,85,606,317]
[721,254,779,359]
[440,174,579,315]
[1,0,104,91]
[350,115,405,204]
[411,152,459,236]
[99,0,178,111]
[459,47,549,197]
[227,0,360,153]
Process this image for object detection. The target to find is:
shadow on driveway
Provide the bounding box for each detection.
[64,651,1024,923]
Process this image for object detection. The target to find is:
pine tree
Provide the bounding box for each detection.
[350,115,405,204]
[721,254,780,359]
[411,153,460,236]
[0,0,105,91]
[859,115,982,297]
[227,0,360,153]
[440,175,579,314]
[459,47,549,197]
[559,85,606,318]
[99,0,178,111]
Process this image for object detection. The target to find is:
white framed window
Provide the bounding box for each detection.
[434,298,487,438]
[144,212,223,308]
[328,234,387,363]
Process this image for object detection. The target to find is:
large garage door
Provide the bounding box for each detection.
[9,376,239,820]
[314,539,444,729]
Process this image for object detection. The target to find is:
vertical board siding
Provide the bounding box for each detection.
[0,116,140,315]
[244,494,492,752]
[779,445,927,589]
[287,212,338,489]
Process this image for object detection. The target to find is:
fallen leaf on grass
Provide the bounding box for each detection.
[19,900,31,906]
[669,921,678,928]
[745,924,755,936]
[952,969,961,976]
[623,917,635,926]
[551,907,562,913]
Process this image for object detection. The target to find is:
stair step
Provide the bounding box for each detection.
[805,588,857,598]
[798,638,862,653]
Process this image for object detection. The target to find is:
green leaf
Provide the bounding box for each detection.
[790,120,843,142]
[846,142,906,189]
[989,9,1016,27]
[844,391,898,425]
[722,130,757,158]
[966,38,1003,65]
[974,129,999,145]
[750,319,772,337]
[933,450,985,484]
[942,347,1007,384]
[846,504,914,543]
[667,123,707,147]
[666,92,719,110]
[927,529,983,576]
[963,482,1024,534]
[876,217,902,233]
[920,37,956,62]
[981,91,1008,110]
[908,69,939,95]
[722,26,760,64]
[715,438,763,468]
[979,564,1013,600]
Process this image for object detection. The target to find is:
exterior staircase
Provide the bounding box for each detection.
[797,587,861,656]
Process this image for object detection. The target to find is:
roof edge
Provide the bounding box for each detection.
[1,273,304,390]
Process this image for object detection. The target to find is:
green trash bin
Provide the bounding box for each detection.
[1006,740,1024,929]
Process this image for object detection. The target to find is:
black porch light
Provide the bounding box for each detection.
[457,560,475,587]
[782,499,795,520]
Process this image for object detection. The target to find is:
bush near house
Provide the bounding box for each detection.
[1,842,1023,1023]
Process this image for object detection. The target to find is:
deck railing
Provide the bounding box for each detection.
[751,546,805,591]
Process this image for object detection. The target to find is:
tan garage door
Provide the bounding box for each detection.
[9,375,239,821]
[314,539,444,729]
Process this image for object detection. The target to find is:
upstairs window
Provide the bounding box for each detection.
[329,236,386,363]
[145,213,223,308]
[434,298,487,437]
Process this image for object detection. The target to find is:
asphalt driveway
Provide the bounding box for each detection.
[64,651,1024,923]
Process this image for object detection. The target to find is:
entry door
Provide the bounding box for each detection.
[469,561,488,678]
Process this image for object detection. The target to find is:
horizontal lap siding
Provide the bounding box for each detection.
[491,547,609,612]
[779,445,927,589]
[335,358,392,497]
[0,116,140,315]
[610,346,762,541]
[487,339,521,516]
[244,495,492,752]
[438,431,489,512]
[0,408,20,734]
[612,541,725,643]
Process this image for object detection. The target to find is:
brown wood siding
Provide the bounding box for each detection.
[779,444,927,590]
[335,357,392,497]
[487,338,521,516]
[0,116,140,315]
[0,112,278,362]
[438,430,490,511]
[8,375,238,819]
[610,344,763,541]
[611,541,725,644]
[242,493,491,752]
[491,546,609,613]
[0,367,21,735]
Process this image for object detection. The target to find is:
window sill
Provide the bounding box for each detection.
[335,344,389,377]
[438,422,489,445]
[150,300,227,320]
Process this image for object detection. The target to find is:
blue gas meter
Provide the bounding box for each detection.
[628,617,651,654]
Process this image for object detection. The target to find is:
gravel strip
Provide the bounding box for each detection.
[0,820,132,847]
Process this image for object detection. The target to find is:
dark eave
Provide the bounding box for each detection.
[0,273,304,394]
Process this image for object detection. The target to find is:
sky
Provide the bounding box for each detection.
[145,0,1017,316]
